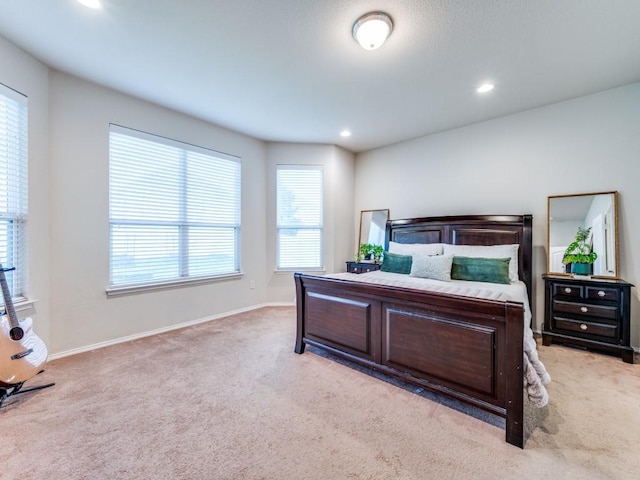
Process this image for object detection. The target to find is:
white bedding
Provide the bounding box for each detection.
[326,270,551,407]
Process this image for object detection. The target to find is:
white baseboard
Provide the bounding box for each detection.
[48,302,295,360]
[45,303,640,360]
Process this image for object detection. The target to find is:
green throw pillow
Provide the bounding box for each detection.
[451,256,511,284]
[380,251,413,274]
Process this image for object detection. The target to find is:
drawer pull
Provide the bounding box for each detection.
[580,306,588,313]
[580,324,588,331]
[564,287,572,294]
[598,290,606,297]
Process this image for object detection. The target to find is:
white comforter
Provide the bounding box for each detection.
[326,270,551,407]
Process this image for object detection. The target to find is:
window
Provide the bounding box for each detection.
[276,165,323,269]
[109,125,241,289]
[0,84,28,300]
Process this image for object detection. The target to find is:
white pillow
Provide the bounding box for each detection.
[410,254,454,282]
[443,244,519,282]
[388,241,444,257]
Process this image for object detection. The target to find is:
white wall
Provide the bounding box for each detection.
[1,34,355,356]
[265,143,355,303]
[47,71,269,354]
[356,83,640,347]
[0,37,51,347]
[355,83,640,347]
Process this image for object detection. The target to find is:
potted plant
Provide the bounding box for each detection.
[359,243,384,263]
[562,226,597,275]
[371,244,384,263]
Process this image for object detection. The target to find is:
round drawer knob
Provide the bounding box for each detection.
[580,324,588,331]
[598,290,606,297]
[564,287,572,294]
[580,306,588,313]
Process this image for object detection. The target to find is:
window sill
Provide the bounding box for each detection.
[106,273,243,297]
[2,297,37,314]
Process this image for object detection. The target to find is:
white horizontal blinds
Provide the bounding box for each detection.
[277,165,323,269]
[109,125,241,287]
[185,150,240,276]
[0,84,28,299]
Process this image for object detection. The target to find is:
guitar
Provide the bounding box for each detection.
[0,264,48,386]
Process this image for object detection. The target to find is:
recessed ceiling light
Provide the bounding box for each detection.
[340,130,352,137]
[477,83,495,93]
[77,0,102,9]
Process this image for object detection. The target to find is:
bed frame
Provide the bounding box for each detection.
[294,214,533,448]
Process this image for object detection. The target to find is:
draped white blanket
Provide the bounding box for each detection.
[326,271,551,407]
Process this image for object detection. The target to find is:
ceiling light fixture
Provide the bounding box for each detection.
[477,83,495,93]
[77,0,102,9]
[352,12,393,50]
[340,130,352,138]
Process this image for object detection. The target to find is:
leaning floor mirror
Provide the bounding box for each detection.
[359,209,389,247]
[547,191,619,278]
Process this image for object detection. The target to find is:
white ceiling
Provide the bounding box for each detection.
[1,0,640,152]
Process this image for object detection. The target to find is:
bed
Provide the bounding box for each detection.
[294,214,549,448]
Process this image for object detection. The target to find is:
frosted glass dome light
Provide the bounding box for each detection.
[352,12,393,51]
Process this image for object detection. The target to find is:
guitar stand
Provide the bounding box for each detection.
[0,371,55,408]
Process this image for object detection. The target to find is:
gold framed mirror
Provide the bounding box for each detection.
[547,191,618,278]
[359,209,389,248]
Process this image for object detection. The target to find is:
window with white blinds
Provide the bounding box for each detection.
[0,84,28,300]
[109,125,241,289]
[276,165,323,270]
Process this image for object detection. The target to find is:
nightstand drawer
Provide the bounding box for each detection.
[346,262,380,274]
[553,300,617,320]
[552,284,583,298]
[554,316,618,340]
[585,286,619,302]
[352,265,377,273]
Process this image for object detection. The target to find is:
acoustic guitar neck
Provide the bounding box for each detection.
[0,265,22,340]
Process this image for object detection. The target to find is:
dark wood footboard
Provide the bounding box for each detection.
[294,272,525,448]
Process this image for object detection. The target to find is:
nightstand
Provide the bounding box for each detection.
[345,262,380,274]
[542,274,634,363]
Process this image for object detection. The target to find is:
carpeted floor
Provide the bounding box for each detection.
[1,306,639,480]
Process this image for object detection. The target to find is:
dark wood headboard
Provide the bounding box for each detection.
[385,215,533,306]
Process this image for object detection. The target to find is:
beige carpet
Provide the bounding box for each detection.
[2,306,639,480]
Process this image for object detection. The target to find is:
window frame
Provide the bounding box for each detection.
[276,164,324,271]
[0,83,28,304]
[107,124,241,295]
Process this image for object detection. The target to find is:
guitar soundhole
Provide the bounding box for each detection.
[9,327,24,341]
